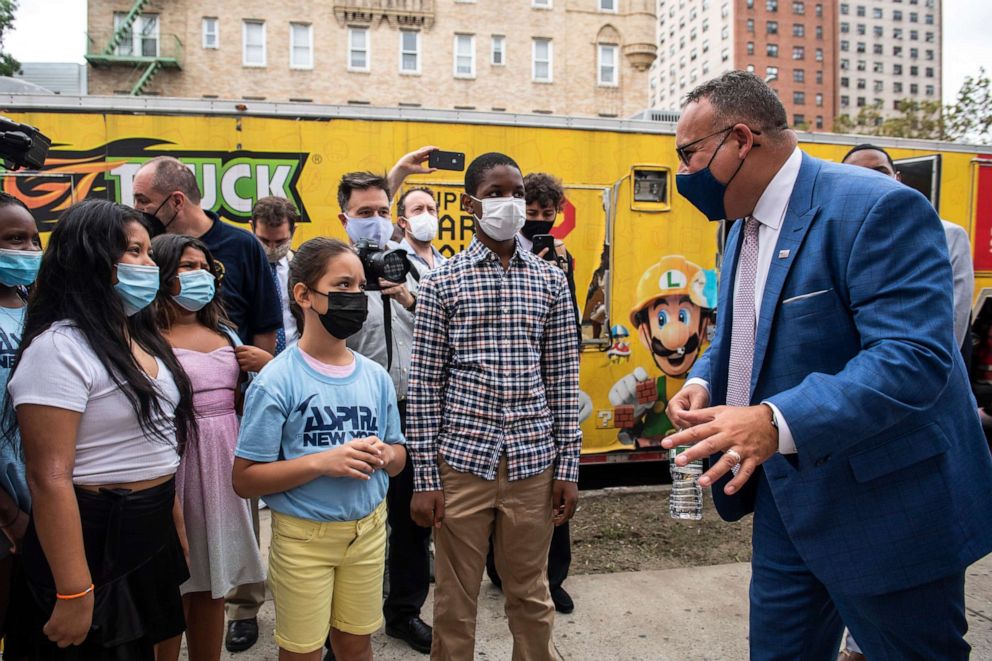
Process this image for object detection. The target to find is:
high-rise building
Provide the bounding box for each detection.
[650,0,838,132]
[836,0,941,119]
[84,0,658,118]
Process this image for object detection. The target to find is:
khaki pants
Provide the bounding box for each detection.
[432,458,555,661]
[225,497,266,620]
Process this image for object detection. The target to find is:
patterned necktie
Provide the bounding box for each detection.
[269,262,287,355]
[726,217,760,408]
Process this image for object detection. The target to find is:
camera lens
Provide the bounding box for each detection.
[381,251,409,282]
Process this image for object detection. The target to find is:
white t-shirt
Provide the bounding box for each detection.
[7,322,181,485]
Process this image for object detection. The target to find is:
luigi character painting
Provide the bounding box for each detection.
[609,255,717,446]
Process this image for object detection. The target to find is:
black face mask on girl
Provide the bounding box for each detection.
[310,289,369,339]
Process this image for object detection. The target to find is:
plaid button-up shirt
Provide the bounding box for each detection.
[407,237,581,492]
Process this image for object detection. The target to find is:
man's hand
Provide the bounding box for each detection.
[661,404,779,495]
[609,367,654,417]
[235,345,274,373]
[411,490,445,529]
[388,146,438,192]
[552,480,578,526]
[379,279,415,310]
[666,383,710,430]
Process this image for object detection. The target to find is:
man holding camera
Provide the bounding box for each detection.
[336,171,432,655]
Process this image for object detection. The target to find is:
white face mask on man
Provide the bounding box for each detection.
[406,212,439,243]
[470,196,526,242]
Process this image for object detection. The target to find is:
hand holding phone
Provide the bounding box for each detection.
[531,234,557,261]
[428,150,466,171]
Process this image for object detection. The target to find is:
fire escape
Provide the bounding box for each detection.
[85,0,182,95]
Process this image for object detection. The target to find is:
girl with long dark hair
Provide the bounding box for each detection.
[149,234,264,661]
[5,199,197,660]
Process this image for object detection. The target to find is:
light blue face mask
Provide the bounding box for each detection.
[345,215,394,247]
[172,269,216,312]
[114,263,160,316]
[0,248,41,286]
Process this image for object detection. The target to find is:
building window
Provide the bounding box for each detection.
[491,35,505,65]
[873,80,883,92]
[722,3,730,17]
[721,48,730,62]
[910,47,919,59]
[767,20,779,34]
[532,37,552,82]
[815,48,823,61]
[910,30,918,40]
[815,93,823,107]
[793,46,805,59]
[873,44,883,55]
[115,12,159,57]
[840,40,849,51]
[599,0,617,10]
[793,68,805,82]
[815,3,822,17]
[767,0,778,11]
[894,81,903,93]
[925,13,934,25]
[925,66,934,77]
[857,59,866,71]
[793,91,805,104]
[856,5,865,16]
[857,23,865,36]
[910,83,918,94]
[702,39,710,52]
[925,31,934,42]
[873,26,883,38]
[910,11,918,22]
[910,65,919,76]
[598,44,618,86]
[399,30,419,73]
[841,95,849,106]
[746,64,755,72]
[894,10,903,21]
[793,113,805,125]
[857,96,865,107]
[857,78,866,89]
[815,25,823,39]
[816,69,823,83]
[894,28,903,39]
[747,42,755,55]
[766,65,779,79]
[243,20,265,67]
[290,23,313,69]
[721,26,729,39]
[873,61,883,73]
[925,84,934,96]
[815,116,823,129]
[792,1,805,14]
[857,42,865,53]
[925,49,934,60]
[793,23,805,37]
[894,46,902,57]
[202,17,219,49]
[872,7,882,18]
[841,76,849,87]
[767,43,779,57]
[840,3,849,14]
[747,18,755,32]
[894,63,902,75]
[455,34,476,78]
[532,0,551,8]
[841,21,849,33]
[348,27,369,71]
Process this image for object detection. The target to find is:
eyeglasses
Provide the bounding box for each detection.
[675,125,763,167]
[675,126,735,167]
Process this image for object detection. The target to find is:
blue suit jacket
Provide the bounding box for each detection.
[689,153,992,596]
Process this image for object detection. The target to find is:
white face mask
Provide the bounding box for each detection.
[471,196,526,242]
[406,212,439,243]
[345,215,393,247]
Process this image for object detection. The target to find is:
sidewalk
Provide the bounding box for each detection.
[203,510,992,660]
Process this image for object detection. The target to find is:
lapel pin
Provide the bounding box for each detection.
[778,249,790,259]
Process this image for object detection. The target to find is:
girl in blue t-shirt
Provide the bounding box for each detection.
[0,193,40,643]
[232,237,405,661]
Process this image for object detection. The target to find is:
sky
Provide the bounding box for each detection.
[5,0,991,105]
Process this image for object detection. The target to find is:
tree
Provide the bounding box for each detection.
[0,0,19,78]
[945,68,992,144]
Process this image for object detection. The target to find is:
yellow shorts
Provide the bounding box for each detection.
[267,500,387,653]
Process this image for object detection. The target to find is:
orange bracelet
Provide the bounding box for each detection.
[56,584,94,600]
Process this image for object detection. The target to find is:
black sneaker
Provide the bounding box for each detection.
[386,616,432,654]
[551,586,574,614]
[225,617,259,653]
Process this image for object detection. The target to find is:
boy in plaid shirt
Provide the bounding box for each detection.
[408,153,581,660]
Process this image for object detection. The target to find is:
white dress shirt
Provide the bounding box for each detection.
[687,147,803,454]
[272,255,299,345]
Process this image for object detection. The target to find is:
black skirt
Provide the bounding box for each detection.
[5,478,189,661]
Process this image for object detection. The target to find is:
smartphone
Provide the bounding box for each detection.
[531,234,556,260]
[428,150,466,171]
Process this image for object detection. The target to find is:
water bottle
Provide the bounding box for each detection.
[669,445,703,520]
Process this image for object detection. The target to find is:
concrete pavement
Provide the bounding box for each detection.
[193,509,992,660]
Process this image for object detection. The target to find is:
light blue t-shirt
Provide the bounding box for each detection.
[0,306,28,557]
[235,346,404,522]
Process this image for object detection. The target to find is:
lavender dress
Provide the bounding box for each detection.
[174,346,265,598]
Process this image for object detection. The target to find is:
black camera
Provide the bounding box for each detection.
[0,116,51,170]
[354,239,411,290]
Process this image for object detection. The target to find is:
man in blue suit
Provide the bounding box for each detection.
[663,71,992,660]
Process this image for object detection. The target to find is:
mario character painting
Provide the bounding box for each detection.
[609,256,716,446]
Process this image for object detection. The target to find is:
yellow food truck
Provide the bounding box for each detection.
[3,95,990,464]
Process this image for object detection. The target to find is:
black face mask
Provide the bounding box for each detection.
[311,290,368,339]
[142,195,179,238]
[520,220,555,241]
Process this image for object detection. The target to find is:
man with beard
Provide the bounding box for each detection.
[610,255,714,445]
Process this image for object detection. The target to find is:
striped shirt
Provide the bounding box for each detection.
[407,236,581,492]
